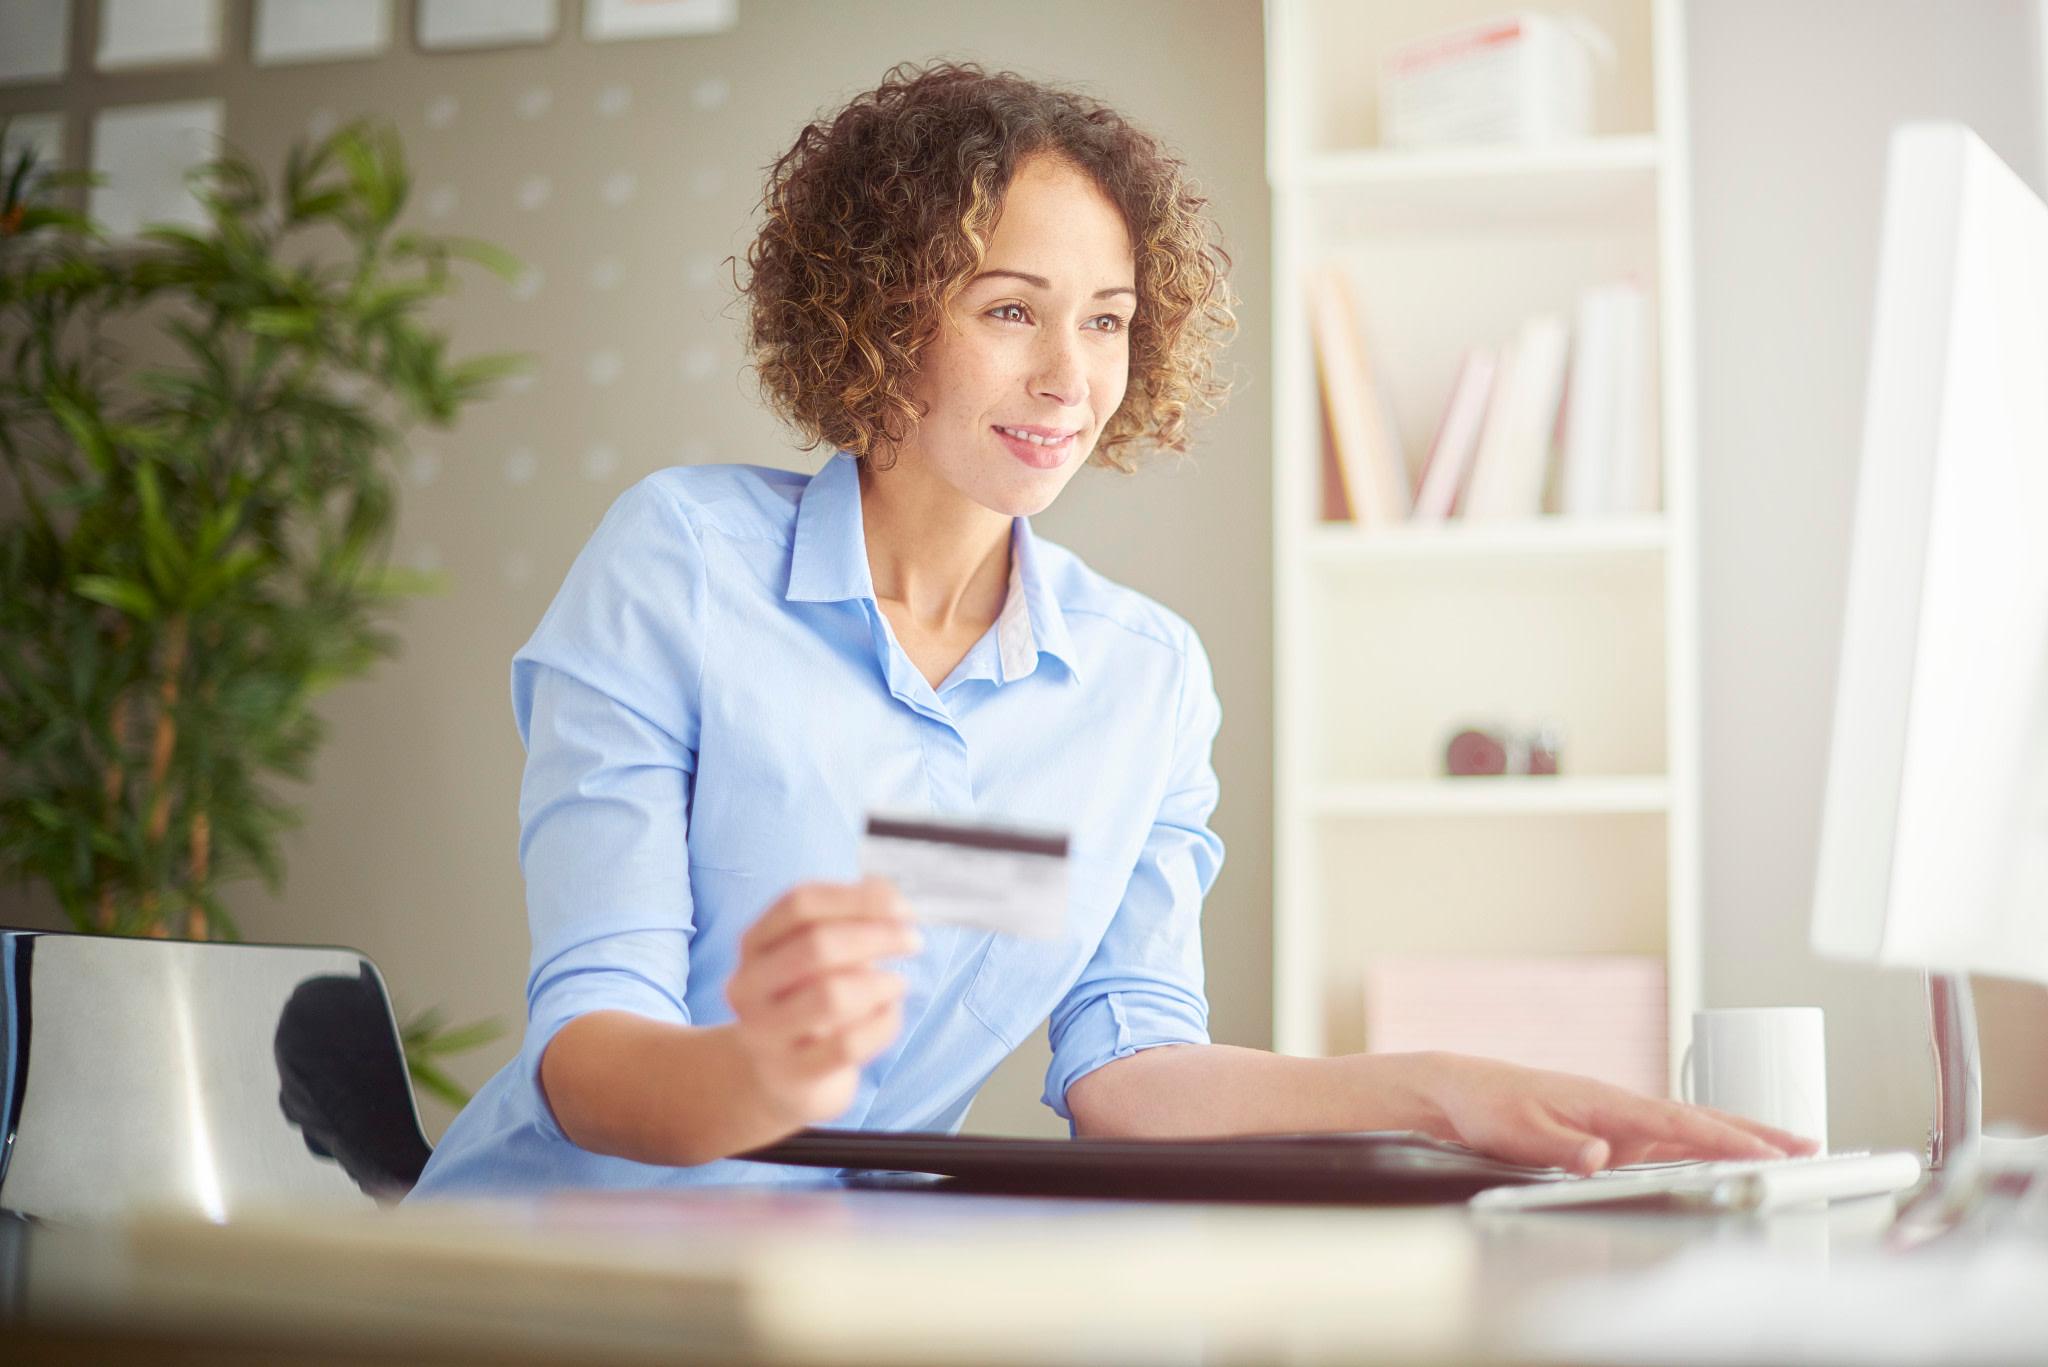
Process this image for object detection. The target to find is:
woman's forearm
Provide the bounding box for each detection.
[538,1010,800,1166]
[1064,1043,1454,1140]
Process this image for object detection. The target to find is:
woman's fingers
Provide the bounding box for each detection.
[1623,1099,1790,1162]
[746,917,923,1004]
[749,966,906,1048]
[1688,1103,1822,1156]
[788,994,904,1074]
[740,877,911,960]
[1479,1108,1612,1175]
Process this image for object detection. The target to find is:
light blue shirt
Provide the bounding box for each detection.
[408,451,1224,1196]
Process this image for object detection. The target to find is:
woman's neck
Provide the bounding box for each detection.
[856,454,1012,635]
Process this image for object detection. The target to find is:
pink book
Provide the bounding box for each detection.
[1412,349,1497,524]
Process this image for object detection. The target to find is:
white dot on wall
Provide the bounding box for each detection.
[425,95,459,129]
[585,349,623,387]
[423,184,459,219]
[517,175,552,211]
[686,253,719,290]
[596,84,632,118]
[693,77,729,110]
[675,439,714,466]
[501,551,534,586]
[511,266,545,301]
[408,449,442,487]
[689,165,724,200]
[588,257,623,291]
[518,85,553,120]
[678,345,716,381]
[580,443,620,481]
[501,371,536,396]
[503,447,539,485]
[602,171,637,207]
[306,107,339,141]
[408,542,442,573]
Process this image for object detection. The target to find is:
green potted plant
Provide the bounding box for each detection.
[0,117,527,1106]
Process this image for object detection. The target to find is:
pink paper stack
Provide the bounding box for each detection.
[1363,954,1668,1097]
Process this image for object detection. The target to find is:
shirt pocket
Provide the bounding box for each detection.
[961,857,1133,1049]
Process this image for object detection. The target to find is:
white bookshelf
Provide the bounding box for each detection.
[1266,0,1701,1093]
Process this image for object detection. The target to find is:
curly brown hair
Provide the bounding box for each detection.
[736,60,1237,474]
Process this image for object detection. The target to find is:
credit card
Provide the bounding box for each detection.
[858,810,1069,939]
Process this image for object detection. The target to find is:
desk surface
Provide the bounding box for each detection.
[5,1180,2041,1366]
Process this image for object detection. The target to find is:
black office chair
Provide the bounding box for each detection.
[0,928,432,1224]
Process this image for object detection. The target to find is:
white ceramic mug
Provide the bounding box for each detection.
[1680,1006,1829,1154]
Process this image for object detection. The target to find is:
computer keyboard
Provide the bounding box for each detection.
[1468,1148,1925,1213]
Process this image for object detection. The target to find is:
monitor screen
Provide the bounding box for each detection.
[1811,122,2048,989]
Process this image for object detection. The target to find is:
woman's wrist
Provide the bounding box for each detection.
[1335,1049,1459,1141]
[721,1018,811,1132]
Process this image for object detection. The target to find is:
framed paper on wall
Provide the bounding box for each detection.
[90,99,226,239]
[2,114,67,177]
[254,0,394,66]
[0,0,70,85]
[96,0,224,71]
[583,0,736,43]
[417,0,559,51]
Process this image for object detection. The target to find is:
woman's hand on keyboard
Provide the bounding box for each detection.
[1413,1053,1825,1176]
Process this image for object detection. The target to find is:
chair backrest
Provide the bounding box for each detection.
[0,928,432,1224]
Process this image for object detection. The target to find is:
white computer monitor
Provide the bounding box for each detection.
[1810,121,2048,1169]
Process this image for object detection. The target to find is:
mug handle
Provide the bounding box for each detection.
[1679,1041,1696,1105]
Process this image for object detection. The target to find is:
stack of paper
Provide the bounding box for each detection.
[1363,953,1667,1097]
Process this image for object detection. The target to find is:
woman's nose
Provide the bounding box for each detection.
[1032,332,1087,407]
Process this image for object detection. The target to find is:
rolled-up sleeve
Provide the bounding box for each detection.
[508,479,708,1143]
[1041,622,1225,1129]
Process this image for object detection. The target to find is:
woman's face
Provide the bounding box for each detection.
[894,153,1136,517]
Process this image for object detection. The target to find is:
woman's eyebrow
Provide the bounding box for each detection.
[969,268,1136,301]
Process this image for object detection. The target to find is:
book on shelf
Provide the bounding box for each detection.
[1411,347,1497,524]
[1317,397,1354,521]
[1560,280,1660,517]
[1364,952,1668,1098]
[1458,313,1569,520]
[1308,261,1412,527]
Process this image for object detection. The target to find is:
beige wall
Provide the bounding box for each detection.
[0,0,1274,1140]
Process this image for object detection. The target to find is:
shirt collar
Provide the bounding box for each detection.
[786,451,1081,684]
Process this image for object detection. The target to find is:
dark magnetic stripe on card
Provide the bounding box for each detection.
[865,817,1069,859]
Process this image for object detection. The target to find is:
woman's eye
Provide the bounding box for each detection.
[990,303,1028,323]
[1089,313,1130,334]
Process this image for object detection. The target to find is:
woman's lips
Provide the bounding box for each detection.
[993,425,1075,469]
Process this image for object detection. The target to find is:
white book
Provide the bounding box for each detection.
[1460,336,1521,519]
[1560,287,1618,517]
[1604,286,1660,513]
[1412,349,1497,523]
[1465,314,1569,520]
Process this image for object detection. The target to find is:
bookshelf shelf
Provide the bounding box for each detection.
[1268,0,1700,1091]
[1307,515,1668,563]
[1292,136,1662,230]
[1313,777,1673,817]
[1292,134,1663,186]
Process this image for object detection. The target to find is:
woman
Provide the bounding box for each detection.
[409,61,1814,1197]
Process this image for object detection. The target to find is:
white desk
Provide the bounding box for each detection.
[5,1181,2043,1365]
